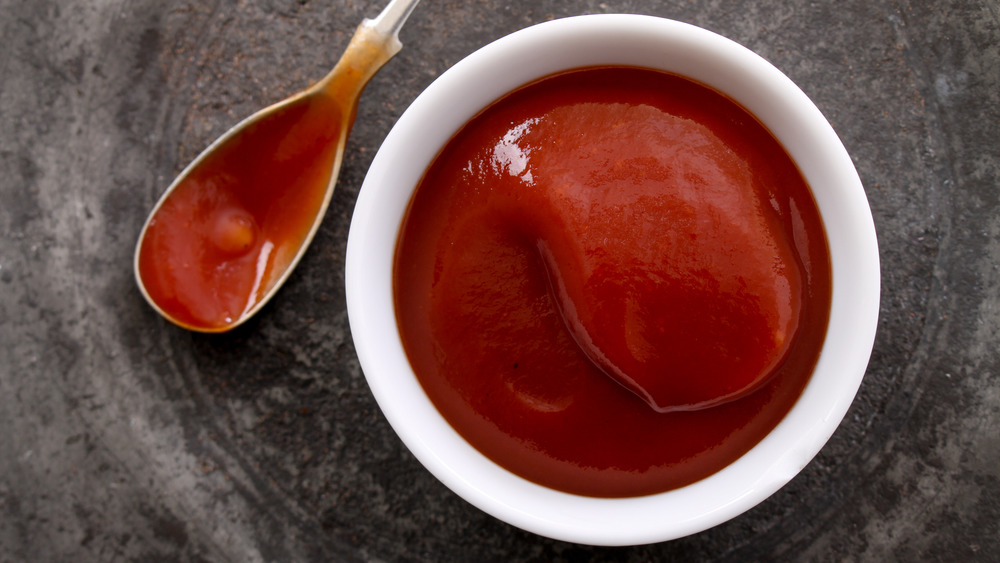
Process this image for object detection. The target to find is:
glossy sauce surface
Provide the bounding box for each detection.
[394,67,832,497]
[138,95,341,331]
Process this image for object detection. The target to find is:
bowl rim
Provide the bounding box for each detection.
[346,13,880,546]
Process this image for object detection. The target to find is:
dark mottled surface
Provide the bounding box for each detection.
[1,0,998,560]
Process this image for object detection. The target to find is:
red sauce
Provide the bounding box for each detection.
[394,67,831,497]
[137,94,341,331]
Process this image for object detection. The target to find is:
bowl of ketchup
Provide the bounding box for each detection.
[346,14,879,545]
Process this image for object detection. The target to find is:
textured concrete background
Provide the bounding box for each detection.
[1,0,998,560]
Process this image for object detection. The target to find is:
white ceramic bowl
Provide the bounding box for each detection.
[346,14,879,545]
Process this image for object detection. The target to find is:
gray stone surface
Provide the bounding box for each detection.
[1,0,998,560]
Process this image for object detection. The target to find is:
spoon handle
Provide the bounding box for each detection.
[365,0,421,52]
[317,0,420,99]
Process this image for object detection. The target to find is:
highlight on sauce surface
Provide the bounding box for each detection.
[137,94,342,331]
[393,66,832,497]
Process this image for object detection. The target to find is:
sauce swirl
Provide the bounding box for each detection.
[394,67,831,497]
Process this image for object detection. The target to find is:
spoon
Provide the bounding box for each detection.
[134,0,420,333]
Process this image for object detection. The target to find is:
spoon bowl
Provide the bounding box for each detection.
[134,0,419,332]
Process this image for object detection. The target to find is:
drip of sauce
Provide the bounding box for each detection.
[137,95,342,331]
[394,67,832,497]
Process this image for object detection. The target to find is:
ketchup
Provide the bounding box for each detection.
[394,67,831,497]
[137,95,341,331]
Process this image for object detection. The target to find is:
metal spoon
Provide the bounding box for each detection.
[134,0,420,332]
